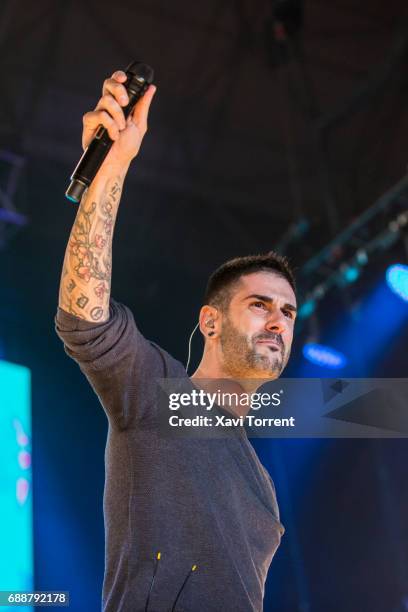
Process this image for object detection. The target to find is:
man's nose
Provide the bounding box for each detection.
[265,312,286,335]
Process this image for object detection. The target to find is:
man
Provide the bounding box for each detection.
[55,69,297,612]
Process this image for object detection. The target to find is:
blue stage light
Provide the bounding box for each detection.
[303,343,347,369]
[386,264,408,302]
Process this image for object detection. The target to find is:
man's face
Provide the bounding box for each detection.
[219,271,297,379]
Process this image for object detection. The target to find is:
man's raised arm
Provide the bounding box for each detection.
[58,70,156,323]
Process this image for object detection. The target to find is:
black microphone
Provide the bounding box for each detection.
[65,61,154,203]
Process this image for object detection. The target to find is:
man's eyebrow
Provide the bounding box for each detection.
[244,293,297,312]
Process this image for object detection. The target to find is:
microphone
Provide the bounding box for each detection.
[65,61,154,203]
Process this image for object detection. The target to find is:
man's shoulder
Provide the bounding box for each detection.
[147,340,187,379]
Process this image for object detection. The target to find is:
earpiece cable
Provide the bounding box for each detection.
[185,322,199,373]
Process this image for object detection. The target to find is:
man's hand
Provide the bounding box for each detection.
[82,70,156,171]
[58,69,156,322]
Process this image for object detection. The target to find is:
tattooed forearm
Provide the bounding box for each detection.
[59,173,125,322]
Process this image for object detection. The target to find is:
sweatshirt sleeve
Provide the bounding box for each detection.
[54,298,166,430]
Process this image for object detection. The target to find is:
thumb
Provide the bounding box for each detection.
[132,84,157,128]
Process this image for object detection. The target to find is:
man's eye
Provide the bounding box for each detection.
[252,301,267,310]
[283,309,294,319]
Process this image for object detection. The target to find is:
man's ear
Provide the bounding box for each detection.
[199,305,220,339]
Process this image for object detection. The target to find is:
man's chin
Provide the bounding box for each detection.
[250,360,283,380]
[251,371,280,382]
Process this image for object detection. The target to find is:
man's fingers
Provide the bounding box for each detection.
[95,95,126,131]
[82,77,156,150]
[132,85,157,130]
[83,109,120,143]
[102,75,129,107]
[111,70,127,81]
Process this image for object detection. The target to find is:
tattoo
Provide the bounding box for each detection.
[90,306,104,321]
[66,298,85,319]
[69,199,111,283]
[94,282,108,301]
[76,294,89,309]
[59,178,121,321]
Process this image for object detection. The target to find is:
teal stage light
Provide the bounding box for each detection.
[298,299,316,319]
[340,263,360,285]
[386,263,408,302]
[0,361,33,608]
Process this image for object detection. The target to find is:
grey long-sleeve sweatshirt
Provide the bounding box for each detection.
[55,299,284,612]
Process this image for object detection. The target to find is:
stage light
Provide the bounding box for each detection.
[339,263,360,285]
[355,249,368,266]
[312,284,326,299]
[298,299,315,319]
[386,264,408,302]
[303,343,347,369]
[0,361,33,600]
[396,212,408,227]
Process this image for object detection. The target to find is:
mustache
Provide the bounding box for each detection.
[253,332,284,351]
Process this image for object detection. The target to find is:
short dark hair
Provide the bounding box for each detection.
[204,252,296,312]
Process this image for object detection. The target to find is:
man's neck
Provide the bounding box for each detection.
[191,367,272,417]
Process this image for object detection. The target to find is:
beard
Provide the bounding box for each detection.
[220,315,288,379]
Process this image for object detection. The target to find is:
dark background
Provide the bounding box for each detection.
[0,1,408,610]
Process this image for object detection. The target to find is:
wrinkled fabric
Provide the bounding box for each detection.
[55,299,284,612]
